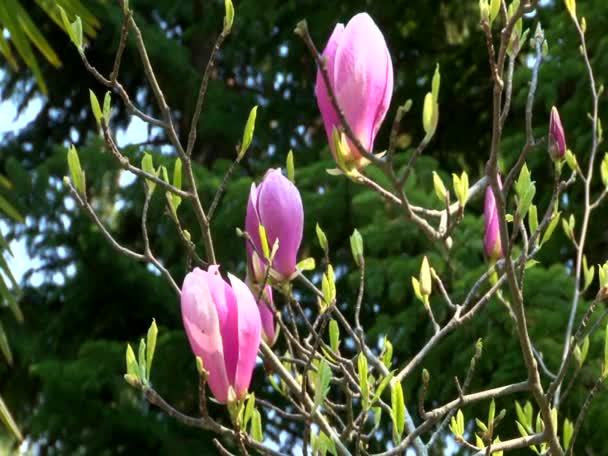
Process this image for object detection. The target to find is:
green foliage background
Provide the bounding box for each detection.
[1,0,608,454]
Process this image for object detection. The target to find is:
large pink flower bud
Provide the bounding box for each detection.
[484,176,503,261]
[315,13,394,168]
[181,266,261,403]
[245,169,304,282]
[548,106,566,161]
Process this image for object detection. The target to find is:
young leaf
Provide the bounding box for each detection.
[103,91,111,120]
[258,224,270,259]
[528,204,539,237]
[382,339,393,368]
[391,381,405,442]
[329,319,340,353]
[432,171,447,203]
[243,393,255,429]
[286,149,295,182]
[125,344,139,378]
[313,359,332,409]
[137,338,147,384]
[358,352,369,410]
[67,145,85,195]
[223,0,235,34]
[250,409,263,442]
[89,89,102,126]
[350,229,364,267]
[239,105,258,159]
[563,417,573,449]
[146,319,158,381]
[296,257,315,272]
[541,212,561,246]
[316,223,328,254]
[490,0,501,22]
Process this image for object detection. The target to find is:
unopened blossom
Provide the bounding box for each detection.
[315,12,393,168]
[548,106,566,161]
[246,169,303,282]
[484,176,503,261]
[246,276,277,346]
[181,266,261,403]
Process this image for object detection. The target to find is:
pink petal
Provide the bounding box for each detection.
[181,268,230,403]
[228,273,262,400]
[315,23,345,159]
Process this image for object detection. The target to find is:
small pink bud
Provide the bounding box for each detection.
[315,13,394,169]
[245,169,304,282]
[548,106,566,161]
[181,266,261,403]
[245,276,277,346]
[484,176,503,261]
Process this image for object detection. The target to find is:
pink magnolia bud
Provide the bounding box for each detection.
[245,169,304,282]
[484,176,503,261]
[548,106,566,161]
[315,13,394,168]
[246,276,277,346]
[181,266,261,403]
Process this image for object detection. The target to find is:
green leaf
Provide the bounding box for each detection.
[564,0,576,18]
[243,393,255,429]
[488,399,496,427]
[476,418,488,433]
[125,343,139,378]
[250,409,263,442]
[103,91,111,120]
[67,145,85,196]
[141,153,158,194]
[432,171,447,202]
[296,257,316,271]
[137,338,147,384]
[329,319,340,353]
[313,359,332,409]
[223,0,235,34]
[89,89,102,125]
[146,319,157,381]
[431,64,440,102]
[258,224,270,259]
[528,204,539,237]
[541,212,561,246]
[316,223,328,254]
[358,352,369,410]
[382,340,393,369]
[239,105,258,159]
[563,417,573,449]
[581,336,590,364]
[286,149,295,182]
[371,371,394,405]
[422,92,435,136]
[583,255,595,292]
[373,407,382,428]
[0,194,23,223]
[419,256,432,296]
[0,321,13,365]
[411,277,423,302]
[490,0,501,22]
[391,381,405,442]
[0,395,22,441]
[349,229,364,267]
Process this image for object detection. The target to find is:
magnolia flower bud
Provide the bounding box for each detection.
[181,266,261,403]
[484,176,503,261]
[315,13,393,169]
[246,169,304,282]
[548,106,566,161]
